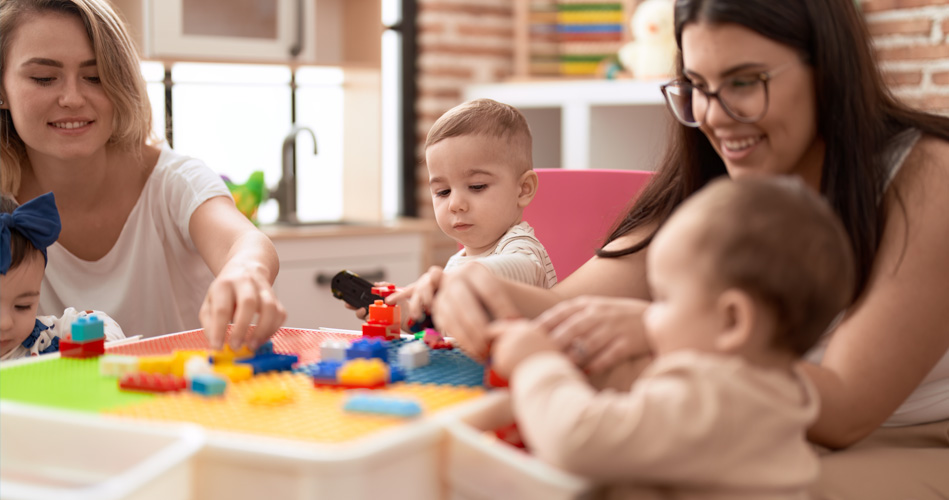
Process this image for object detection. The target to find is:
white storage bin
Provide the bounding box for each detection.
[192,408,458,500]
[0,401,204,500]
[442,391,595,500]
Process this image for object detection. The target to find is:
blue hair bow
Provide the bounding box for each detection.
[0,192,62,275]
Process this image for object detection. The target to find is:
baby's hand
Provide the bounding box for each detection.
[387,266,444,325]
[487,319,558,380]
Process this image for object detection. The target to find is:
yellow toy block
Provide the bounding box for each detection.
[170,350,209,377]
[213,363,254,382]
[210,345,255,364]
[246,383,295,406]
[137,355,175,375]
[337,359,388,386]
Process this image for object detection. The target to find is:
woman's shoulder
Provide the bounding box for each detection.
[888,133,949,199]
[600,221,659,253]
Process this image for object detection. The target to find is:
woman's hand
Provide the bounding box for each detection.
[487,319,559,380]
[431,262,522,360]
[200,261,287,351]
[536,296,650,374]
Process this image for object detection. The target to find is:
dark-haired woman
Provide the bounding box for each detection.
[432,0,949,495]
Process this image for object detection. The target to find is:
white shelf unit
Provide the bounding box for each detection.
[464,79,673,171]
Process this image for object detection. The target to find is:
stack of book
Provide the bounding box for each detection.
[556,1,625,76]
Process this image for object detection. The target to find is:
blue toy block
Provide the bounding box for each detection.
[389,364,406,384]
[308,360,343,381]
[71,315,105,343]
[254,341,275,356]
[236,354,298,374]
[343,393,422,418]
[191,373,227,396]
[346,338,389,363]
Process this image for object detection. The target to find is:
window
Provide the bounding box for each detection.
[142,61,364,224]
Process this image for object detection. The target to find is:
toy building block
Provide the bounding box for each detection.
[370,283,397,298]
[254,340,275,356]
[236,353,299,374]
[337,358,389,387]
[366,300,401,339]
[406,312,434,333]
[60,337,105,359]
[485,367,509,389]
[184,356,213,380]
[99,355,139,378]
[346,338,389,363]
[389,364,407,384]
[319,339,349,362]
[397,341,430,369]
[212,363,254,382]
[247,383,294,405]
[494,422,527,449]
[210,345,255,364]
[70,315,105,342]
[191,373,227,397]
[361,322,389,339]
[137,354,175,374]
[343,393,422,418]
[171,350,209,377]
[120,373,187,393]
[308,360,343,381]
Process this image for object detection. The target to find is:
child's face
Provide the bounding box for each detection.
[426,134,528,255]
[643,218,723,357]
[0,256,45,357]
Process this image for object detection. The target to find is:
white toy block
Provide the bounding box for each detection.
[99,355,139,378]
[320,339,349,362]
[398,341,430,369]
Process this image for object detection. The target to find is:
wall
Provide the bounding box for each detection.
[863,0,949,111]
[414,0,949,264]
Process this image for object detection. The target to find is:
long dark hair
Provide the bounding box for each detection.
[598,0,949,296]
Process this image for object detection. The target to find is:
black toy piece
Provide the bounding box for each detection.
[406,313,435,333]
[331,270,384,310]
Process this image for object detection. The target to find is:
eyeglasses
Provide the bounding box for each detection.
[660,61,796,128]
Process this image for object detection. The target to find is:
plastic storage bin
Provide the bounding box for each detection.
[0,401,204,500]
[443,391,595,500]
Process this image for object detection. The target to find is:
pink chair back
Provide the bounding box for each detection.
[523,169,654,279]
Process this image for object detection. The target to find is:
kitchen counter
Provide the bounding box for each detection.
[260,217,440,241]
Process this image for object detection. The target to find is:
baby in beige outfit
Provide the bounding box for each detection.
[489,176,856,499]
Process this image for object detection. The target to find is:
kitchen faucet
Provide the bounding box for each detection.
[273,125,318,224]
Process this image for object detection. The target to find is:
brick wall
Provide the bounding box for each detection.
[414,1,949,263]
[863,0,949,111]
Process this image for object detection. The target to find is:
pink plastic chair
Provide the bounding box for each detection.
[523,169,654,279]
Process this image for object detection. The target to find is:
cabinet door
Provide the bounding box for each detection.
[146,0,314,61]
[272,234,424,330]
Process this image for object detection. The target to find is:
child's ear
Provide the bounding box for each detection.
[714,288,756,353]
[516,170,538,208]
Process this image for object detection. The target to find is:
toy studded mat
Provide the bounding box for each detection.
[0,327,487,444]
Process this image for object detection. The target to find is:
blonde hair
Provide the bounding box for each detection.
[0,0,153,194]
[672,176,856,356]
[425,98,532,174]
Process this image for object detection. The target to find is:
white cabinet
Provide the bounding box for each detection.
[146,0,313,61]
[113,0,382,65]
[464,79,672,171]
[271,231,426,331]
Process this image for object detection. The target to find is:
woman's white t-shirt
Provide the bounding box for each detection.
[39,146,231,338]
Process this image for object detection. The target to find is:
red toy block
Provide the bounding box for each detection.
[312,379,386,390]
[485,367,509,388]
[60,338,105,359]
[371,283,397,298]
[361,323,389,339]
[119,373,187,393]
[494,422,527,450]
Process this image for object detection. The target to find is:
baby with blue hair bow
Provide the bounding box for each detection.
[1,193,124,361]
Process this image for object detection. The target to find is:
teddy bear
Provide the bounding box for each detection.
[617,0,677,79]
